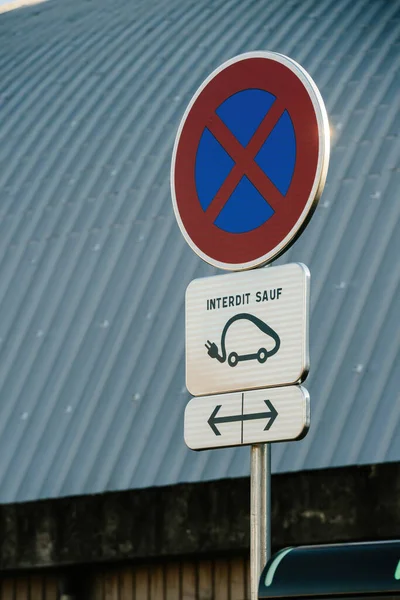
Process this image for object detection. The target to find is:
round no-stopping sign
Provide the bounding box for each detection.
[171,51,330,271]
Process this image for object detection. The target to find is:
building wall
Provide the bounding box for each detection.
[1,464,399,599]
[0,574,58,600]
[0,556,250,600]
[88,557,249,600]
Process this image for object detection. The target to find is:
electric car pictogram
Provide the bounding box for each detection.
[205,313,280,367]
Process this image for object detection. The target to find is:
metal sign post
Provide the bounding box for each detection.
[171,50,329,600]
[250,443,271,600]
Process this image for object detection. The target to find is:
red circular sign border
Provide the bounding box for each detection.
[171,52,329,270]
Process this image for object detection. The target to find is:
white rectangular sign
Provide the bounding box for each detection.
[184,385,310,450]
[186,262,309,396]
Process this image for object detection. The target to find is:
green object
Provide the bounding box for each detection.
[394,559,400,580]
[258,540,400,598]
[265,548,293,586]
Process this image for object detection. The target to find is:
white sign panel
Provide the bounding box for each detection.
[184,385,310,450]
[186,263,309,396]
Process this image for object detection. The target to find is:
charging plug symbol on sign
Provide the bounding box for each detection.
[171,51,330,271]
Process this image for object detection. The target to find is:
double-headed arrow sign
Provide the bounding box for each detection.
[208,399,278,436]
[184,386,310,451]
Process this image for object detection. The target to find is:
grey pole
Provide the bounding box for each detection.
[250,443,271,600]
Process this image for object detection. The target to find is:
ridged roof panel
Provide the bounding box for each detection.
[0,0,398,503]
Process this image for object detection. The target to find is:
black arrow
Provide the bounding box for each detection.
[208,400,278,436]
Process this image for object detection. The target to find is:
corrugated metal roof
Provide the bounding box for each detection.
[0,0,398,504]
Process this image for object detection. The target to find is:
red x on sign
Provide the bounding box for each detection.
[171,52,330,271]
[205,98,286,224]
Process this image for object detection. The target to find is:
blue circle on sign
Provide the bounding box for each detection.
[194,89,296,234]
